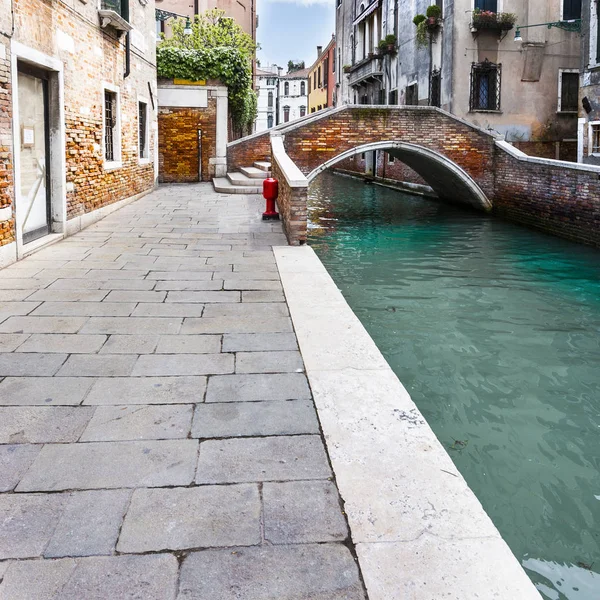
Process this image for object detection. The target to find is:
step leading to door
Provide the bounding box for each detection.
[213,177,262,195]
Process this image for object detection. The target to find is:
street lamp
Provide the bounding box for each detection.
[183,17,193,36]
[155,9,193,41]
[514,19,581,42]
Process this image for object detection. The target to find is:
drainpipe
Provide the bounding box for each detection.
[124,31,131,79]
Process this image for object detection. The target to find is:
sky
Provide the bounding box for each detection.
[256,0,336,71]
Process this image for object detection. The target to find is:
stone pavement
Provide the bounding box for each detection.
[0,184,366,599]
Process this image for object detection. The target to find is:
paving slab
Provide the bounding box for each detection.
[196,435,331,484]
[0,444,41,491]
[0,377,94,405]
[0,554,178,600]
[103,290,167,303]
[242,290,286,302]
[178,544,365,600]
[154,280,224,291]
[0,493,69,558]
[0,353,67,376]
[16,439,199,491]
[44,490,131,558]
[206,373,311,402]
[81,405,193,441]
[132,353,233,376]
[0,407,94,444]
[80,316,182,334]
[165,291,240,303]
[181,316,293,334]
[84,376,206,405]
[0,316,88,334]
[192,400,319,438]
[155,334,221,354]
[99,334,159,354]
[25,289,109,302]
[263,480,348,544]
[235,351,304,374]
[16,334,107,354]
[0,333,29,352]
[117,484,260,552]
[57,354,137,377]
[31,302,136,317]
[202,302,288,318]
[222,332,298,352]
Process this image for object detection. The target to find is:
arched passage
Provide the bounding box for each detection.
[306,141,492,212]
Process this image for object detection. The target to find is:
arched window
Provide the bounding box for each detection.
[301,81,306,96]
[300,105,306,117]
[284,82,289,95]
[283,105,290,122]
[267,114,273,128]
[268,91,273,107]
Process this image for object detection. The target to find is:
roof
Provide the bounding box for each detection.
[256,68,278,76]
[280,67,311,79]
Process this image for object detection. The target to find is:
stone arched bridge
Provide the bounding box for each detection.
[227,106,600,247]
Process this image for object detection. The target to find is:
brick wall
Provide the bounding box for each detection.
[158,99,217,183]
[271,158,308,246]
[0,38,13,247]
[228,131,271,171]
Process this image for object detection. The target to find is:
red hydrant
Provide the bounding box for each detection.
[262,178,280,221]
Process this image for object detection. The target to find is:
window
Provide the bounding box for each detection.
[308,77,311,93]
[558,70,578,112]
[283,105,290,122]
[138,100,149,160]
[268,91,273,107]
[311,107,316,113]
[267,114,273,128]
[313,71,317,89]
[592,0,600,66]
[430,69,441,107]
[102,0,130,21]
[474,0,497,11]
[332,52,335,72]
[562,0,581,20]
[389,89,398,105]
[103,87,121,166]
[378,89,386,105]
[469,60,501,111]
[284,82,289,96]
[590,123,600,155]
[323,60,328,88]
[388,152,395,164]
[405,83,418,105]
[300,105,306,117]
[301,81,306,96]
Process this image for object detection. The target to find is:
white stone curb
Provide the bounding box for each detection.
[274,245,542,600]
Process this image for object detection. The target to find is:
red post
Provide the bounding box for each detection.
[262,178,280,221]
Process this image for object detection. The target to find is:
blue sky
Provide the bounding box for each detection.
[256,0,335,70]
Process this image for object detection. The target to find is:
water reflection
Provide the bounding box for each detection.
[308,173,600,600]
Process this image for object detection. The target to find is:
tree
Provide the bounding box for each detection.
[287,60,305,73]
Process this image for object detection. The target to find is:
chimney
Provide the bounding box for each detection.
[317,46,322,57]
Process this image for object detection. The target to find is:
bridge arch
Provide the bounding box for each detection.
[306,141,492,212]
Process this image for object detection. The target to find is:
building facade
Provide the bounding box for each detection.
[0,0,158,268]
[308,36,336,113]
[336,0,582,159]
[254,65,280,132]
[579,0,600,164]
[278,68,309,124]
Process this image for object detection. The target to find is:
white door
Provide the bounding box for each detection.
[18,66,51,244]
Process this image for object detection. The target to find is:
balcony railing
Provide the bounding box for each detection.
[348,55,383,87]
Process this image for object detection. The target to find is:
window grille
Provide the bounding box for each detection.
[138,102,147,158]
[469,60,501,111]
[429,69,441,107]
[104,90,116,161]
[560,72,578,112]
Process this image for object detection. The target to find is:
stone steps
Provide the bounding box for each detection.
[213,161,272,195]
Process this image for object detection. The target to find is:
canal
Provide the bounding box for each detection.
[307,172,600,600]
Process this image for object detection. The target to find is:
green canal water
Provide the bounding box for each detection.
[307,172,600,600]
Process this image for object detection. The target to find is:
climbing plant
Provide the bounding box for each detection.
[157,9,258,131]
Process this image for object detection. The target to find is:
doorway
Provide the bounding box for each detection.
[17,62,51,244]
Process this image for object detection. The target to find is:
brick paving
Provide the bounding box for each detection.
[0,184,366,599]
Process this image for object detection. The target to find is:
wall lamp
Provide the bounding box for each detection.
[514,19,581,41]
[155,10,193,37]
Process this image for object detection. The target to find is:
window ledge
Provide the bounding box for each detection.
[557,110,578,115]
[469,109,502,114]
[104,160,123,171]
[138,157,151,165]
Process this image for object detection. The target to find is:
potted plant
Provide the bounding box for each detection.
[343,64,351,73]
[471,8,498,30]
[498,12,516,30]
[413,14,428,47]
[425,4,442,30]
[384,33,397,53]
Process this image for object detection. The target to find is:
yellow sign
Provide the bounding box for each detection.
[173,78,206,86]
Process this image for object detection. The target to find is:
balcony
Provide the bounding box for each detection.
[348,55,383,87]
[99,0,132,32]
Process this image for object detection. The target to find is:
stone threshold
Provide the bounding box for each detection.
[274,245,542,600]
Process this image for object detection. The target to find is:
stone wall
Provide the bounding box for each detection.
[158,100,217,183]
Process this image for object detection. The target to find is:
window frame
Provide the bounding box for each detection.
[268,90,273,108]
[561,0,582,21]
[474,0,498,12]
[284,81,289,96]
[300,81,306,96]
[589,121,600,156]
[102,82,122,170]
[557,69,579,113]
[283,105,290,123]
[469,60,502,112]
[137,97,150,164]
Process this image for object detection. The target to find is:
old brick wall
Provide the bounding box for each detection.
[0,37,13,247]
[11,0,157,224]
[158,99,217,183]
[227,131,271,171]
[271,158,308,245]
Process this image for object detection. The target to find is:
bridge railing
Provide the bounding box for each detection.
[270,134,309,245]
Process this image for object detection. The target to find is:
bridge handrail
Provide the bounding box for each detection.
[271,134,308,188]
